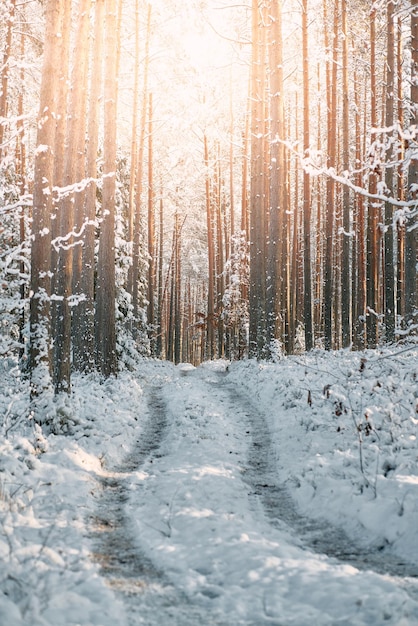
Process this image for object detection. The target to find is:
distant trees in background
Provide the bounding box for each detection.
[1,0,418,405]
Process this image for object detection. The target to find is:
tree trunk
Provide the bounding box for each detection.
[204,134,216,359]
[50,0,71,355]
[396,17,405,321]
[71,0,93,371]
[54,0,91,393]
[290,106,299,353]
[96,0,119,377]
[341,0,351,347]
[0,0,16,162]
[324,0,338,350]
[80,0,105,373]
[302,0,313,350]
[406,0,418,324]
[29,0,63,398]
[174,212,182,364]
[17,31,26,362]
[131,5,151,321]
[128,0,140,249]
[266,0,285,354]
[384,0,396,342]
[147,93,155,354]
[366,6,380,347]
[314,64,323,339]
[353,68,366,349]
[249,0,267,358]
[156,189,164,357]
[216,159,225,359]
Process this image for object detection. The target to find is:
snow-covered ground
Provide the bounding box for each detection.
[1,347,418,625]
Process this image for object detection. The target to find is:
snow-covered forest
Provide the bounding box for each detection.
[1,0,418,624]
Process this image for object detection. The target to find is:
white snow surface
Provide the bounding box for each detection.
[1,348,418,625]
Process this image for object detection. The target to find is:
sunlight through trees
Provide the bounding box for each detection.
[1,0,418,408]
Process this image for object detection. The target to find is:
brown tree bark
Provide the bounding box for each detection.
[314,63,323,339]
[30,0,63,398]
[215,150,225,358]
[384,0,396,342]
[147,93,156,354]
[174,212,182,364]
[17,31,26,360]
[205,134,216,359]
[406,0,418,324]
[54,0,91,393]
[302,0,313,350]
[249,0,267,358]
[80,0,105,373]
[131,5,151,321]
[50,0,71,348]
[96,0,119,377]
[128,0,140,286]
[266,0,285,354]
[353,69,366,349]
[366,6,380,347]
[156,188,164,357]
[324,0,338,350]
[0,0,16,162]
[341,0,351,347]
[396,17,405,321]
[71,0,93,370]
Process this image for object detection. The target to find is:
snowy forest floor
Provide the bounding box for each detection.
[1,348,418,625]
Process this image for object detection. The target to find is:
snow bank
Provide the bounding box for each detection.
[0,360,173,626]
[1,348,418,625]
[228,346,418,566]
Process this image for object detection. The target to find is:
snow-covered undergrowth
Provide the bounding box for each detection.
[228,345,418,566]
[0,347,418,625]
[0,358,173,626]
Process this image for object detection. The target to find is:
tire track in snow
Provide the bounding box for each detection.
[89,385,224,626]
[90,386,167,573]
[215,373,418,600]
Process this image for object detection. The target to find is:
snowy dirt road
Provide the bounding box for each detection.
[90,385,222,625]
[91,363,418,626]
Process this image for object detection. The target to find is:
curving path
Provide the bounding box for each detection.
[90,385,227,625]
[90,367,418,625]
[220,378,418,602]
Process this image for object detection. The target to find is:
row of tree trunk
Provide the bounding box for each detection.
[29,0,119,403]
[2,0,418,397]
[244,0,418,360]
